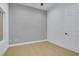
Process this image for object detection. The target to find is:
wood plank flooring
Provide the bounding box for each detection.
[4,41,79,56]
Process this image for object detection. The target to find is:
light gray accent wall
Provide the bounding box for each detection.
[9,3,47,44]
[47,4,79,52]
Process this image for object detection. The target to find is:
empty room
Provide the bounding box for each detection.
[0,3,79,56]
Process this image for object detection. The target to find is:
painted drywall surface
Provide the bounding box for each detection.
[0,3,9,55]
[0,14,3,41]
[47,4,64,45]
[47,4,79,52]
[64,4,79,52]
[9,4,47,44]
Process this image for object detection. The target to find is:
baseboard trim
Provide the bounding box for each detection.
[9,39,79,54]
[2,46,9,56]
[10,40,47,47]
[48,40,79,54]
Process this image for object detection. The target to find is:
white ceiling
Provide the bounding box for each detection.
[19,3,56,11]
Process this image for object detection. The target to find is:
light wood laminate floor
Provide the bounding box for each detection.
[4,41,79,56]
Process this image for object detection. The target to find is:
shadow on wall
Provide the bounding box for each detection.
[0,8,3,41]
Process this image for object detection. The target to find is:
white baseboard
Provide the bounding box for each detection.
[0,40,9,56]
[10,40,47,47]
[1,46,9,56]
[48,40,79,53]
[9,39,79,53]
[48,40,62,47]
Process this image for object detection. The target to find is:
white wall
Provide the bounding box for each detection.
[0,3,9,55]
[0,13,3,41]
[9,3,47,44]
[47,4,64,43]
[47,4,79,53]
[64,4,79,52]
